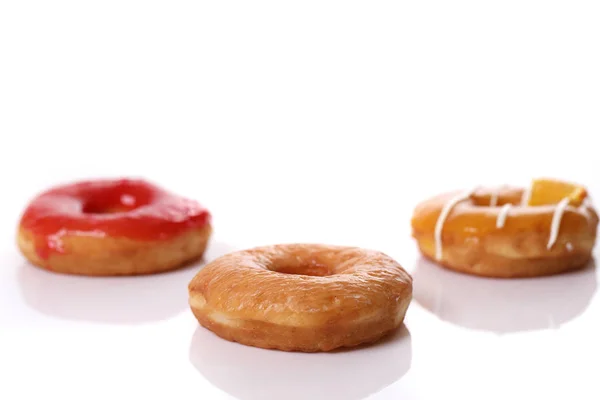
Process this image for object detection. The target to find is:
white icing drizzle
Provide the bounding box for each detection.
[521,183,532,206]
[435,188,477,260]
[547,198,570,249]
[579,197,593,222]
[489,190,498,207]
[496,204,512,228]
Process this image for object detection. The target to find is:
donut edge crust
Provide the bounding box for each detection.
[188,244,413,352]
[414,234,594,278]
[17,224,212,276]
[189,291,411,352]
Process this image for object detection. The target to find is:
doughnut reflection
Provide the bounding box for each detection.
[17,240,238,324]
[189,325,412,400]
[413,257,597,333]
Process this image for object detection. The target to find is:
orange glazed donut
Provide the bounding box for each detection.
[18,178,212,276]
[188,244,412,352]
[411,179,598,278]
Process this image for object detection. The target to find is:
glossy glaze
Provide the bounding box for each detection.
[188,244,413,352]
[432,186,586,252]
[413,186,595,242]
[19,179,211,259]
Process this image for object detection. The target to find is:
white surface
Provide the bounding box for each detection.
[1,1,600,399]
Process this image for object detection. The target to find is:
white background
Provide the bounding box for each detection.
[1,1,599,399]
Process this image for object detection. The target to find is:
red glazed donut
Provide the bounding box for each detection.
[17,178,212,276]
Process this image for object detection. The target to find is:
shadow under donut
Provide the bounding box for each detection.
[189,325,412,400]
[413,256,597,334]
[17,240,239,324]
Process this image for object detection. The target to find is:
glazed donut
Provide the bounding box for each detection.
[188,244,412,352]
[17,178,212,276]
[411,179,598,278]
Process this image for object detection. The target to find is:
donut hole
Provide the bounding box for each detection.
[271,261,333,277]
[470,188,525,207]
[75,180,157,215]
[82,194,144,214]
[470,194,494,207]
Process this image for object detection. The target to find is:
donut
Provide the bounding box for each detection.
[17,178,212,276]
[188,244,412,352]
[411,178,598,278]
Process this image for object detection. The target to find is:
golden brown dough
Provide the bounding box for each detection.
[18,224,212,276]
[188,244,413,352]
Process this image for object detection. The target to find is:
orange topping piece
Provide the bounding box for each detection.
[527,178,587,207]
